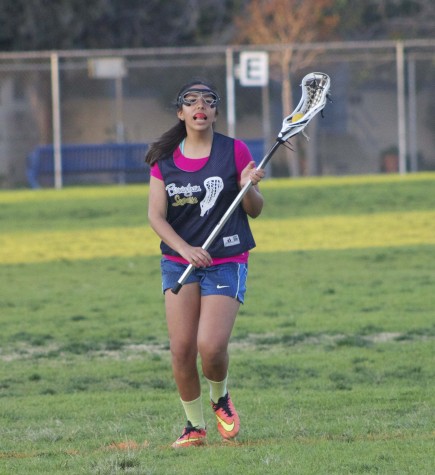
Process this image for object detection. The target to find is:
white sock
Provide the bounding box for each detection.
[206,374,228,404]
[180,395,206,429]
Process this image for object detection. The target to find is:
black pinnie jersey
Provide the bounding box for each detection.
[158,133,255,258]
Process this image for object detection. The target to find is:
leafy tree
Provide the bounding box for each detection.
[0,0,246,51]
[0,0,431,51]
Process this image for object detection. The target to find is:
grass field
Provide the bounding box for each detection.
[1,173,434,474]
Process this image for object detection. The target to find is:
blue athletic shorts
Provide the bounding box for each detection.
[160,258,248,304]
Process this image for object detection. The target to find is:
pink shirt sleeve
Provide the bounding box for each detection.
[150,162,163,180]
[234,139,253,181]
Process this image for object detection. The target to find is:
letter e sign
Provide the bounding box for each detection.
[239,52,269,87]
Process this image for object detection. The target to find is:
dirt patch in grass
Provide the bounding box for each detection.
[1,331,432,362]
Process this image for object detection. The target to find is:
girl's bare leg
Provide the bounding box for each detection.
[197,295,240,381]
[165,283,202,401]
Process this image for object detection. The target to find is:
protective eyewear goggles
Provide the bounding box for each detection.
[178,88,220,108]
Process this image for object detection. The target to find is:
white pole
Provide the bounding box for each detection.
[51,52,62,189]
[225,48,236,138]
[261,84,272,176]
[115,76,125,143]
[407,57,418,172]
[396,41,407,175]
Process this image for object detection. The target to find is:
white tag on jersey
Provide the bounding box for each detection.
[223,234,240,247]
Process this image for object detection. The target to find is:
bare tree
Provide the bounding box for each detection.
[234,0,339,176]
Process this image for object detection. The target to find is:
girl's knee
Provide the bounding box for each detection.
[170,343,197,367]
[198,343,227,366]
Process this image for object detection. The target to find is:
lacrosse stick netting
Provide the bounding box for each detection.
[200,176,224,216]
[171,72,331,294]
[278,72,331,143]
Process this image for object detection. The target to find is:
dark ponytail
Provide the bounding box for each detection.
[145,120,186,166]
[145,78,219,166]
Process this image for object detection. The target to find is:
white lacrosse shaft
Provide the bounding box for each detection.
[171,72,331,294]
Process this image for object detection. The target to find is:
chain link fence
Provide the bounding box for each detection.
[0,39,434,188]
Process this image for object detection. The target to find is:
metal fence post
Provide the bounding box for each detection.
[396,41,407,175]
[407,56,418,172]
[225,47,236,138]
[51,52,63,189]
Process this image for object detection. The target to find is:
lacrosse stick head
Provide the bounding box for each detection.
[278,72,331,142]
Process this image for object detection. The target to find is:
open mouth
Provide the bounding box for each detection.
[194,113,207,121]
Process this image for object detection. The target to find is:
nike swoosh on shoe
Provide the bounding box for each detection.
[215,415,235,432]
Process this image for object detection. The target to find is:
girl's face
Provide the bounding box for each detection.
[177,85,218,131]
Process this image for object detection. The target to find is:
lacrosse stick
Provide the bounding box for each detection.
[171,72,331,294]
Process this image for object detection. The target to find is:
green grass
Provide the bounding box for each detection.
[1,174,434,474]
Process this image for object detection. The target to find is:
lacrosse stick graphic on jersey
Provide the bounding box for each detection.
[200,176,224,216]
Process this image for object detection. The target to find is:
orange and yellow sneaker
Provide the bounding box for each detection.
[211,392,240,440]
[171,421,207,448]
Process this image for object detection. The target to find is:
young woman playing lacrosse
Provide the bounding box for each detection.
[146,78,265,448]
